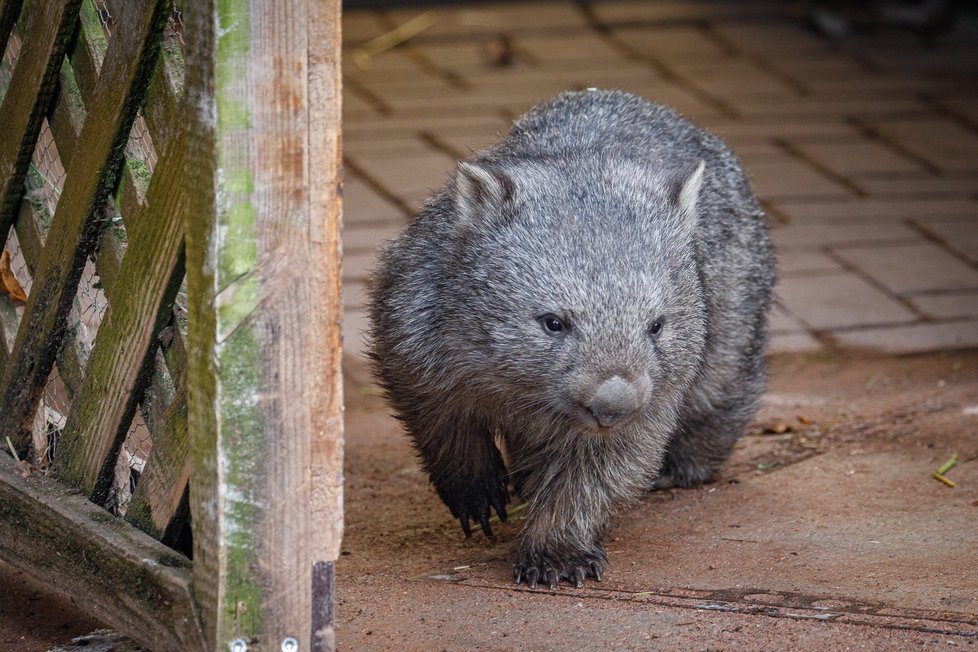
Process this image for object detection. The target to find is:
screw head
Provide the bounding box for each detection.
[281,637,299,652]
[229,639,248,652]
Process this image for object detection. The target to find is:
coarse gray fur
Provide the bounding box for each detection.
[368,90,775,590]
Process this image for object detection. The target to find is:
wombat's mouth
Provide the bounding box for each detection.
[564,403,638,433]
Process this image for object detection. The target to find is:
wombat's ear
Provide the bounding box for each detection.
[668,159,706,222]
[453,161,515,221]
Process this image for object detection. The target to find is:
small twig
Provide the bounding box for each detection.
[353,12,437,70]
[936,453,959,475]
[932,472,956,488]
[489,500,528,524]
[5,436,20,463]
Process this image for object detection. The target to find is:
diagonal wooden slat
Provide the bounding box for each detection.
[55,134,187,500]
[0,0,169,453]
[0,0,81,252]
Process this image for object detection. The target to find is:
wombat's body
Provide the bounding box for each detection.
[369,90,775,589]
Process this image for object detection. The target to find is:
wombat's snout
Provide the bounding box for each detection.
[582,376,642,428]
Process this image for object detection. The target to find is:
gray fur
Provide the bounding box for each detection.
[368,90,775,590]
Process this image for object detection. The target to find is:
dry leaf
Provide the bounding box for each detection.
[763,422,792,434]
[1,250,28,303]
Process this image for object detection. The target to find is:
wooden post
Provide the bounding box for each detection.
[183,1,343,650]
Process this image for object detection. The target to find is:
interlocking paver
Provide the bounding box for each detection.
[833,242,978,296]
[777,250,843,275]
[348,151,456,199]
[771,223,919,249]
[775,272,916,330]
[831,320,978,353]
[743,156,852,200]
[340,2,978,356]
[910,292,978,320]
[773,198,978,224]
[915,219,978,264]
[868,117,978,172]
[791,140,924,177]
[611,26,726,61]
[343,177,406,225]
[589,0,782,24]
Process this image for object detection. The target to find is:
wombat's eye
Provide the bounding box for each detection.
[539,314,567,335]
[649,319,664,338]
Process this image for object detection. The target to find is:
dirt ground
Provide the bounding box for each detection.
[3,349,976,650]
[336,349,978,650]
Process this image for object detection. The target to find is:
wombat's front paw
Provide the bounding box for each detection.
[436,464,509,538]
[513,546,608,590]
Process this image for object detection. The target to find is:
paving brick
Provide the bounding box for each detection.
[590,0,781,24]
[611,26,726,61]
[382,3,587,39]
[346,115,509,154]
[768,332,823,354]
[343,177,406,225]
[777,250,842,275]
[832,242,978,295]
[914,219,978,264]
[775,272,916,330]
[771,223,920,249]
[769,304,808,334]
[868,117,978,173]
[343,280,369,311]
[342,12,387,45]
[743,156,852,201]
[342,308,371,359]
[348,151,456,198]
[672,60,799,98]
[792,140,923,177]
[701,118,860,147]
[909,292,978,320]
[343,251,376,283]
[517,32,624,63]
[772,198,978,224]
[709,22,831,55]
[857,174,978,198]
[344,222,404,254]
[831,320,978,354]
[726,94,929,120]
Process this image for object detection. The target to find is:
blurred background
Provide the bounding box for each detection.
[339,0,978,358]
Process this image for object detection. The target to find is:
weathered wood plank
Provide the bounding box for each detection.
[184,0,344,649]
[308,0,345,647]
[0,0,81,252]
[0,0,169,453]
[55,129,187,500]
[0,454,205,650]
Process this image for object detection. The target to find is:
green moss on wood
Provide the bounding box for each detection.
[78,0,108,65]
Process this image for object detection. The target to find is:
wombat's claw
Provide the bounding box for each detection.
[442,468,509,538]
[514,548,607,590]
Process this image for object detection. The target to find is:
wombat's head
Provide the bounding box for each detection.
[443,154,709,435]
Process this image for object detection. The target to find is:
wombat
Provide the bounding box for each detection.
[368,89,775,590]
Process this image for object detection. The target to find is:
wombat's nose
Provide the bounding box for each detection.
[586,376,641,428]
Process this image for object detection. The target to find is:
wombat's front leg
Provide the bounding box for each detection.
[413,419,509,538]
[513,476,611,590]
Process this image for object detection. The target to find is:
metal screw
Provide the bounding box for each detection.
[229,639,248,652]
[281,637,299,652]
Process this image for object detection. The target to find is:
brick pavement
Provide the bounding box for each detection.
[340,1,978,356]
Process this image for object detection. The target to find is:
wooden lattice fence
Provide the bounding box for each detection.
[0,1,343,650]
